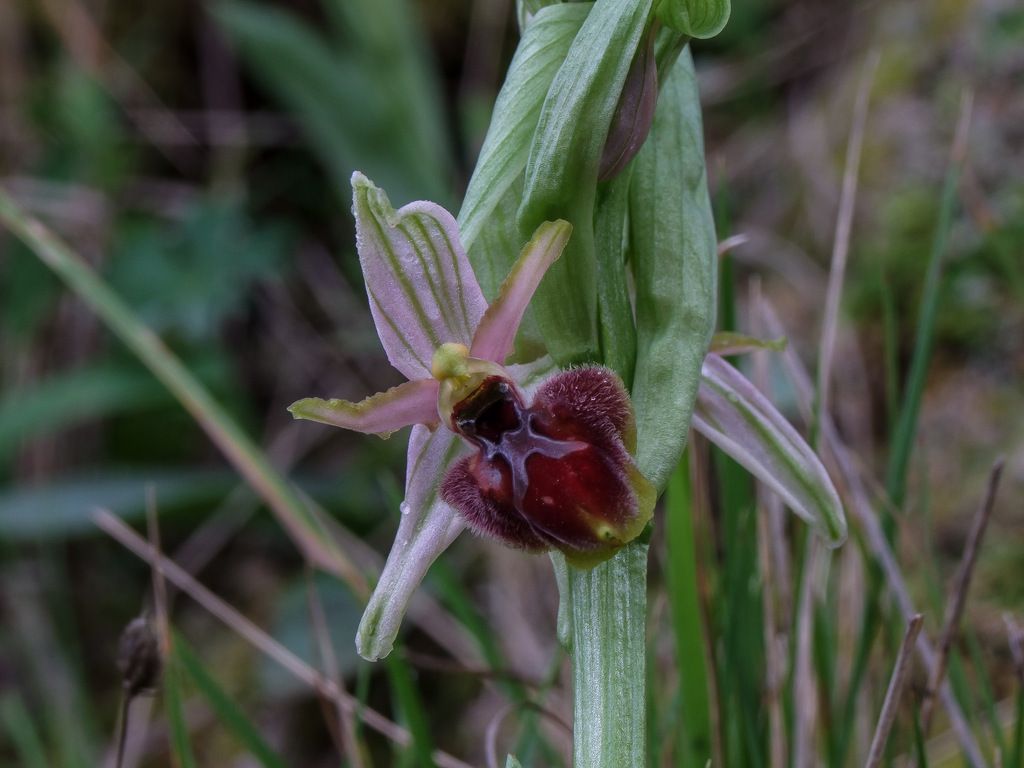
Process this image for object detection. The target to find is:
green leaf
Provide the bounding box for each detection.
[0,470,232,540]
[0,364,166,462]
[174,632,287,768]
[108,200,289,341]
[628,48,717,490]
[213,0,450,205]
[0,693,49,768]
[518,0,654,366]
[460,4,591,273]
[655,0,730,39]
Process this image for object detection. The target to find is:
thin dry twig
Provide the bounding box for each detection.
[919,458,1005,732]
[816,51,879,425]
[865,614,924,768]
[92,508,474,768]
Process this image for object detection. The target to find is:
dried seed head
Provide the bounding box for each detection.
[117,616,161,698]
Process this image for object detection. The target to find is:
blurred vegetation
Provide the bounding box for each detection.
[0,0,1021,766]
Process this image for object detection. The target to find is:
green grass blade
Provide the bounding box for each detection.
[965,629,1006,757]
[0,188,365,595]
[0,693,49,768]
[0,363,166,462]
[163,639,198,768]
[813,598,838,762]
[665,451,711,762]
[354,661,373,764]
[913,707,931,768]
[885,100,970,508]
[386,654,437,768]
[1012,683,1024,768]
[879,269,900,435]
[714,251,764,768]
[173,631,287,768]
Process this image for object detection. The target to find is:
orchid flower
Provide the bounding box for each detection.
[291,173,844,662]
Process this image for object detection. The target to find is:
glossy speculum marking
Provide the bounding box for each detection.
[441,367,654,567]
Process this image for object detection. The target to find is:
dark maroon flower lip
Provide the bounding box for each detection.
[441,366,654,567]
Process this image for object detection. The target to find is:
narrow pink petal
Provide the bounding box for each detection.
[352,172,487,380]
[356,425,468,661]
[692,354,847,547]
[288,378,439,437]
[470,220,571,363]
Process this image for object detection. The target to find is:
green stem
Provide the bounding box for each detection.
[569,540,648,767]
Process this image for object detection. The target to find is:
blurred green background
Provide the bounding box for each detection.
[1,0,1022,766]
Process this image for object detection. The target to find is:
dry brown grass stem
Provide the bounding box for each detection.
[92,508,475,768]
[918,458,1005,733]
[817,50,879,435]
[865,614,924,768]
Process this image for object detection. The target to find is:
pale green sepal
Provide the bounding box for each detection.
[655,0,730,39]
[629,49,717,491]
[506,756,525,768]
[693,354,848,547]
[356,425,467,661]
[518,0,654,366]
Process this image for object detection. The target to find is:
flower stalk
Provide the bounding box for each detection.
[569,541,649,768]
[282,3,848,766]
